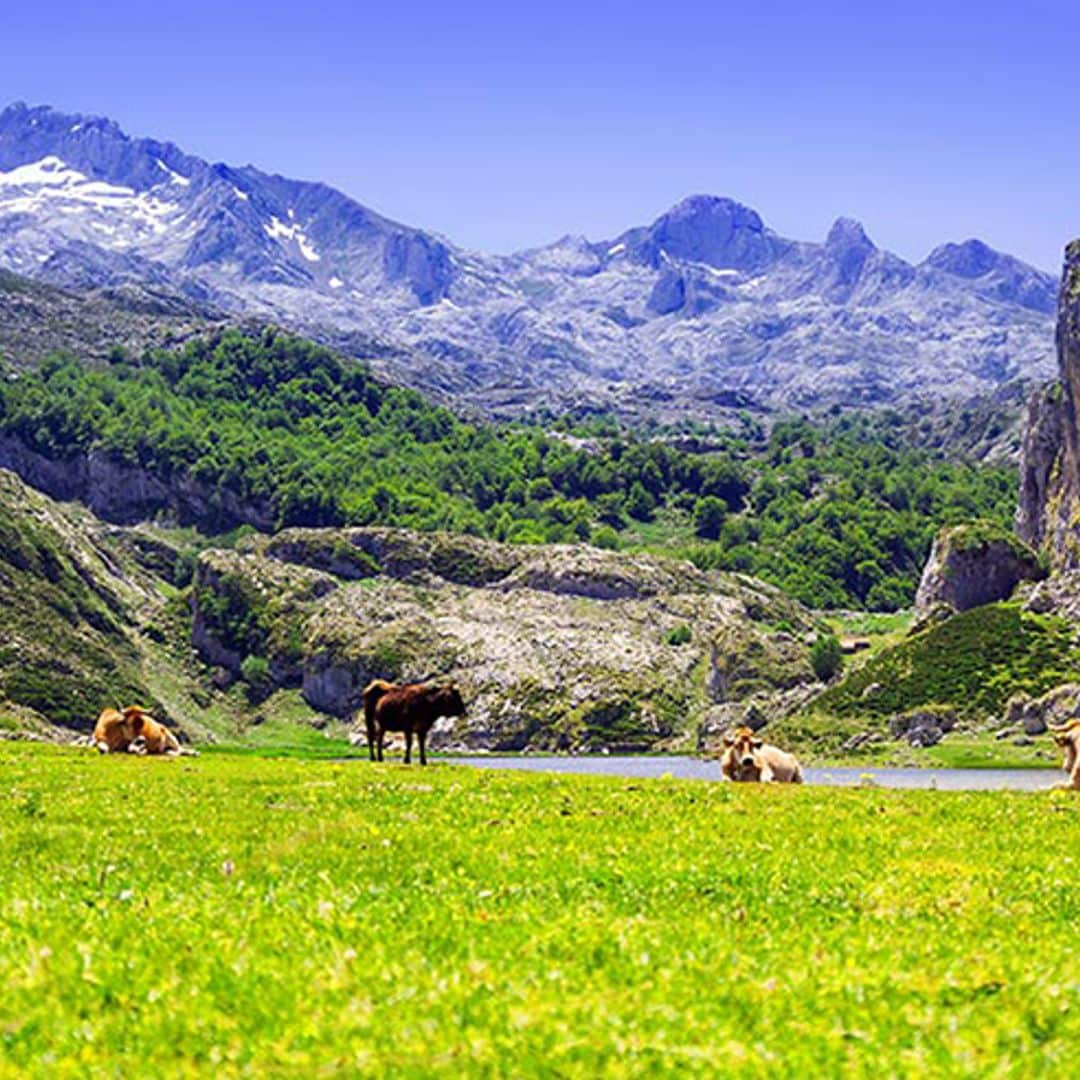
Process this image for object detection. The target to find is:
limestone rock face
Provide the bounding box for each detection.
[915,523,1043,613]
[1017,240,1080,569]
[0,104,1060,426]
[190,527,819,751]
[0,433,275,531]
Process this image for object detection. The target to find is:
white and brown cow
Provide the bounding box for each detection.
[720,725,803,784]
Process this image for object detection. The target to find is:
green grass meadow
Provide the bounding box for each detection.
[1,745,1078,1076]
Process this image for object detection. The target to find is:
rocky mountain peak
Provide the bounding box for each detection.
[925,238,1002,278]
[0,100,1060,420]
[643,193,776,270]
[825,217,875,254]
[924,238,1055,314]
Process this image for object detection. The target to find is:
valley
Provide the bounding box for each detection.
[0,102,1076,771]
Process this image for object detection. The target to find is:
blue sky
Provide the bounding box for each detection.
[3,0,1078,270]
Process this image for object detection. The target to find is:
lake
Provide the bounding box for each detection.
[445,754,1059,791]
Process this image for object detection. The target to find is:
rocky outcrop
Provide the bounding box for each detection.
[888,706,957,747]
[1016,382,1065,550]
[1001,684,1080,737]
[915,522,1043,613]
[1017,240,1080,569]
[190,528,819,751]
[1017,569,1080,621]
[0,433,275,530]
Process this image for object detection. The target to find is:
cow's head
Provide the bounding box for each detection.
[724,725,764,780]
[436,684,467,718]
[121,705,153,738]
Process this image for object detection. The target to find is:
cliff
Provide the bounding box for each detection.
[1017,240,1080,568]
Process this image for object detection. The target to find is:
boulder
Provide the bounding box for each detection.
[888,706,957,747]
[841,731,885,753]
[1002,684,1080,737]
[915,522,1043,613]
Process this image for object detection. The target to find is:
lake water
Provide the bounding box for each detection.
[444,755,1059,791]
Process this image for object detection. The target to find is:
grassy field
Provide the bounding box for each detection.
[1,746,1077,1077]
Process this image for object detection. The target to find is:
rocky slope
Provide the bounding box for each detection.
[0,102,1056,423]
[0,467,164,734]
[0,267,229,369]
[0,466,824,750]
[190,528,821,751]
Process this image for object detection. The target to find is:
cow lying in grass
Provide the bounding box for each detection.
[92,705,191,756]
[1049,719,1080,789]
[720,726,803,783]
[362,680,466,765]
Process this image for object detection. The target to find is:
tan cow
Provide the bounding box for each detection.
[92,705,189,756]
[1049,719,1080,789]
[720,726,803,784]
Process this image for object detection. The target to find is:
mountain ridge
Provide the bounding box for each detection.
[0,101,1057,422]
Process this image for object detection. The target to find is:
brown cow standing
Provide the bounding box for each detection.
[362,680,466,765]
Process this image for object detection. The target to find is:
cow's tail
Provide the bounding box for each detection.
[362,679,395,756]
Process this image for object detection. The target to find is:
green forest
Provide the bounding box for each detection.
[0,329,1017,610]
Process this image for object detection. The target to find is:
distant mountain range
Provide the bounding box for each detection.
[0,101,1057,421]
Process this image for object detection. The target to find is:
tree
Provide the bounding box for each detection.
[693,496,727,540]
[626,482,656,522]
[810,634,843,682]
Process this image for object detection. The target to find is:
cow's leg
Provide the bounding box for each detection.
[376,727,385,763]
[404,729,413,765]
[418,729,428,766]
[367,719,376,762]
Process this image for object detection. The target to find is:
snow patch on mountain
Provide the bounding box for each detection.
[0,156,181,243]
[264,215,320,262]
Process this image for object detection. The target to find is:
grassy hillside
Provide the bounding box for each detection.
[1,746,1076,1076]
[0,330,1016,609]
[771,601,1080,760]
[0,471,154,730]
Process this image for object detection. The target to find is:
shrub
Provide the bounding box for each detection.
[240,654,272,697]
[810,633,843,682]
